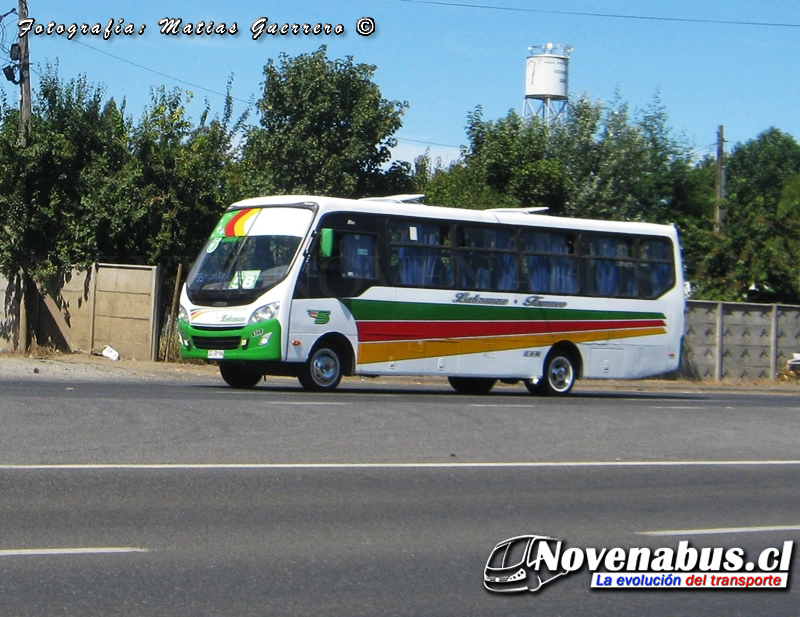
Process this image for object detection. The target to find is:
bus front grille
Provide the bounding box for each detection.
[191,336,241,350]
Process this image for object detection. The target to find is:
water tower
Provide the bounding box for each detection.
[523,43,572,124]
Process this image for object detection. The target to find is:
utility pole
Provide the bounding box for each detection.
[16,0,31,352]
[714,125,725,233]
[17,0,30,145]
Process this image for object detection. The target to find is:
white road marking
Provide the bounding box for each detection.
[640,525,800,536]
[651,406,706,410]
[0,547,148,557]
[1,460,800,470]
[468,404,535,408]
[262,402,353,406]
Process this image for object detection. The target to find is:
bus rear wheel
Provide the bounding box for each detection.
[298,344,344,391]
[447,377,497,395]
[219,363,263,389]
[523,379,544,396]
[533,352,577,396]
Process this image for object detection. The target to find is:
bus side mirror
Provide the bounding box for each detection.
[319,228,334,259]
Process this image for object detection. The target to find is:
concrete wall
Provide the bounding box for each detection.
[86,264,161,361]
[681,301,800,380]
[0,273,22,353]
[1,264,161,361]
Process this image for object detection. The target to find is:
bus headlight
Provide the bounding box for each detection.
[178,305,188,322]
[249,301,280,324]
[506,568,527,582]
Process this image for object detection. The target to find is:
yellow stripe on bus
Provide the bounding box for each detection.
[357,327,667,365]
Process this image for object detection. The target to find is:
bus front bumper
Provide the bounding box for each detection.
[177,320,282,361]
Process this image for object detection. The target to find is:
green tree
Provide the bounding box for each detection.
[417,94,692,222]
[107,85,244,267]
[416,107,568,211]
[667,155,717,290]
[551,94,692,222]
[242,46,410,198]
[0,68,123,281]
[693,128,800,303]
[416,152,515,210]
[0,68,245,285]
[464,107,568,211]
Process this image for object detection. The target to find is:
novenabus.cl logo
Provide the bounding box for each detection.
[484,535,568,593]
[484,535,793,593]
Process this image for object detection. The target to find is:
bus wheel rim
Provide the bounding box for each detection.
[311,350,340,386]
[549,357,573,391]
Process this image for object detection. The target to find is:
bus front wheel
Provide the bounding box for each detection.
[447,377,497,395]
[219,363,263,389]
[299,344,344,391]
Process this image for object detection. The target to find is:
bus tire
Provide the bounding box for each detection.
[219,363,263,389]
[538,351,577,396]
[299,344,344,391]
[523,379,545,396]
[447,377,497,395]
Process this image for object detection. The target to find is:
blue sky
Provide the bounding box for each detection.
[5,1,800,167]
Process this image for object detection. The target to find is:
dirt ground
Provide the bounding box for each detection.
[0,350,218,382]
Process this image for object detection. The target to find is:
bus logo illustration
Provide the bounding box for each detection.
[307,310,331,325]
[484,535,570,593]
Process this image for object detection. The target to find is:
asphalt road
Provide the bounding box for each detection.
[1,367,799,615]
[3,374,800,464]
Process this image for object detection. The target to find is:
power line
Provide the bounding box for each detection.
[72,40,251,105]
[689,143,717,157]
[398,136,461,149]
[391,0,800,28]
[74,44,463,152]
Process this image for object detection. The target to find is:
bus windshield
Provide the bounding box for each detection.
[186,206,314,305]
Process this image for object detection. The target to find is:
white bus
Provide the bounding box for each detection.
[177,195,684,395]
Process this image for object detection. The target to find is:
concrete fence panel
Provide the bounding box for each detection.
[683,300,800,380]
[89,264,161,361]
[0,263,160,361]
[0,273,21,353]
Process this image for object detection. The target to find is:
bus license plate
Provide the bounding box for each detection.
[207,350,224,359]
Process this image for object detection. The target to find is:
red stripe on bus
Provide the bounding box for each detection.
[355,320,666,342]
[224,208,252,237]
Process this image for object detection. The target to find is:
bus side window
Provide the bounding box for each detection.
[457,226,518,292]
[521,230,578,295]
[389,221,453,289]
[581,235,637,298]
[457,252,492,290]
[317,232,378,281]
[339,233,377,279]
[638,238,675,298]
